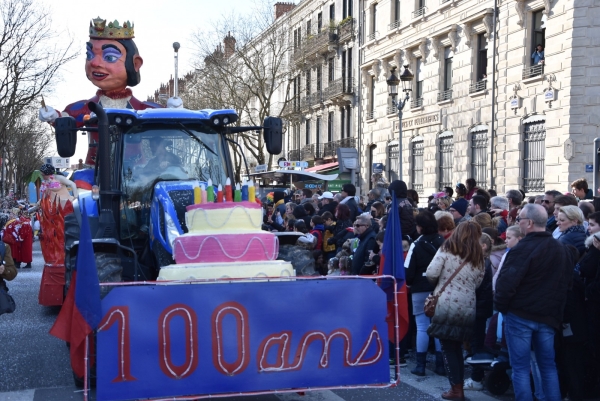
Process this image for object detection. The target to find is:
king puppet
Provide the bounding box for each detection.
[39,17,162,165]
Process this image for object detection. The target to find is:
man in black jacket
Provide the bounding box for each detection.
[350,213,377,275]
[495,204,573,401]
[340,183,359,221]
[317,191,338,217]
[387,180,418,239]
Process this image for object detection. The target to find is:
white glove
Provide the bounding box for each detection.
[39,106,59,123]
[167,96,183,109]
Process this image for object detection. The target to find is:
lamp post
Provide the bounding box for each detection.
[387,65,414,181]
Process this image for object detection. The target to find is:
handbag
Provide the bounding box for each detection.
[0,287,15,315]
[424,259,468,318]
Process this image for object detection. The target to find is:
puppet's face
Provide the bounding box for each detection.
[85,39,129,91]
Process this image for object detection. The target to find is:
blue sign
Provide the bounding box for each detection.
[372,163,384,174]
[586,164,593,173]
[97,280,389,401]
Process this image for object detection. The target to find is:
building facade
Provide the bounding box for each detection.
[361,0,600,197]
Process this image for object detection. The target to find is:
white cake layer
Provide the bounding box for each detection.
[157,260,295,281]
[186,202,262,233]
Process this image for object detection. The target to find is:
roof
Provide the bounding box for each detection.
[304,162,339,173]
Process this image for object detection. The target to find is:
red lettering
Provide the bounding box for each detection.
[158,304,199,379]
[211,302,250,376]
[98,306,137,383]
[257,326,383,372]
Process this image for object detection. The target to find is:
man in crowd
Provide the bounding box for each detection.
[494,204,573,401]
[468,195,489,217]
[387,180,418,239]
[339,183,359,221]
[448,198,469,226]
[317,191,338,217]
[295,188,313,205]
[542,190,562,232]
[571,178,594,200]
[505,189,524,211]
[350,213,377,275]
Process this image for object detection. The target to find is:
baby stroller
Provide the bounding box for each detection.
[466,312,512,395]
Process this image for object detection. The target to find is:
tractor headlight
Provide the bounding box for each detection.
[164,213,180,248]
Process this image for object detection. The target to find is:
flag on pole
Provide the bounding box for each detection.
[50,202,102,378]
[378,191,409,342]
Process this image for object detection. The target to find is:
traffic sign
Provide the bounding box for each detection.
[254,164,268,173]
[279,161,308,168]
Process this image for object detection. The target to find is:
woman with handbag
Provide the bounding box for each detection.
[425,221,485,400]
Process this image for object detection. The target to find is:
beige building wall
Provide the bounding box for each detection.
[359,0,600,198]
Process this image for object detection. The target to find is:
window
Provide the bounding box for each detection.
[307,19,312,35]
[390,0,400,29]
[306,69,311,95]
[371,3,377,35]
[413,0,426,18]
[523,9,546,78]
[412,57,424,108]
[316,116,322,155]
[317,12,323,30]
[342,48,353,90]
[368,75,376,117]
[330,4,335,22]
[328,111,334,142]
[532,10,546,62]
[346,105,352,136]
[305,120,311,145]
[523,115,546,192]
[388,141,399,182]
[293,29,298,50]
[477,33,487,81]
[412,138,424,194]
[343,0,353,18]
[316,65,322,91]
[328,58,335,82]
[438,46,453,101]
[438,131,454,190]
[340,108,345,138]
[470,125,488,187]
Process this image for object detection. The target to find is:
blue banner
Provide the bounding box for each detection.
[96,279,389,401]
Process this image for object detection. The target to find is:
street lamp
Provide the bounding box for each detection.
[387,65,414,181]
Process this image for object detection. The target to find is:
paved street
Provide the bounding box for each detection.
[0,241,514,401]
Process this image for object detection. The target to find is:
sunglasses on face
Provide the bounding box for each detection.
[542,199,553,204]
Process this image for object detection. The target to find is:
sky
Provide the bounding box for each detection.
[42,0,255,162]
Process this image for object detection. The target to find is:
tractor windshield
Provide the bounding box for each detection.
[119,124,228,238]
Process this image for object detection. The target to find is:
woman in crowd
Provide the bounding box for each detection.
[455,183,467,200]
[405,211,445,376]
[472,212,493,229]
[556,205,587,256]
[435,211,455,240]
[370,201,386,233]
[426,221,485,400]
[465,178,478,200]
[327,203,353,253]
[406,189,420,209]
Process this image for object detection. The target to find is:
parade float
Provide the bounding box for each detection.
[41,16,406,401]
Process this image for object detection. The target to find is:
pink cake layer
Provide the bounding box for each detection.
[173,232,279,263]
[186,200,260,211]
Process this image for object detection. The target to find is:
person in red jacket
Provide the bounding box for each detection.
[3,212,33,268]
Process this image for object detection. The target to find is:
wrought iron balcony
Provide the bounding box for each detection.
[288,149,301,161]
[337,18,355,42]
[301,144,315,160]
[437,89,453,102]
[389,20,401,30]
[469,79,487,94]
[322,77,355,100]
[410,97,424,108]
[412,7,427,18]
[386,105,397,115]
[522,64,544,79]
[290,137,358,162]
[366,110,376,120]
[367,31,379,42]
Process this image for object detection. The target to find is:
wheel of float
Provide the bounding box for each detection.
[486,368,511,395]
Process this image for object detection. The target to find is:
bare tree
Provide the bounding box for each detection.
[0,0,76,194]
[188,1,295,175]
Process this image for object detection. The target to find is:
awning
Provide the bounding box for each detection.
[249,169,339,183]
[305,161,339,173]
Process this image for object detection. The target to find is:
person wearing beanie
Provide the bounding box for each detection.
[273,191,286,217]
[387,180,418,239]
[449,198,469,226]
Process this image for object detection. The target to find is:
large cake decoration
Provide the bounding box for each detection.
[158,180,294,281]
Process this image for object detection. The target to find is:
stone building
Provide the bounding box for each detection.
[360,0,600,197]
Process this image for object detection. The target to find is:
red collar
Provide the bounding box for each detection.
[96,88,132,99]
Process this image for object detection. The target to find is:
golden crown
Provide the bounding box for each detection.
[89,17,134,39]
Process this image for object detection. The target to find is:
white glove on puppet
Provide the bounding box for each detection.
[39,106,59,123]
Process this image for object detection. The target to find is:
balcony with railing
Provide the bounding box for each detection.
[522,64,544,79]
[469,79,487,94]
[337,18,355,42]
[289,137,358,162]
[389,20,401,30]
[386,105,397,115]
[412,7,427,18]
[366,31,379,42]
[437,89,453,102]
[366,110,376,120]
[410,97,424,109]
[322,77,355,102]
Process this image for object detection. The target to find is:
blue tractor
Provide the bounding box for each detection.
[55,102,282,291]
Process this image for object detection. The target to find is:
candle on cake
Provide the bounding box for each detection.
[207,179,215,202]
[241,179,249,201]
[225,177,233,202]
[216,184,223,203]
[234,183,242,202]
[248,179,255,203]
[201,184,207,204]
[193,184,201,204]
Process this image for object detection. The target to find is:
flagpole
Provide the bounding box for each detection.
[84,335,89,401]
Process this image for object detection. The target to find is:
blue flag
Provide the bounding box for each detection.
[379,191,405,299]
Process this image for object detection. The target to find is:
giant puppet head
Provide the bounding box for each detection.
[86,17,143,92]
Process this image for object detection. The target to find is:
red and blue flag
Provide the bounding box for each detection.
[50,202,101,378]
[378,192,409,343]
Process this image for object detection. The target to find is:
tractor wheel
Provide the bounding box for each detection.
[486,368,511,395]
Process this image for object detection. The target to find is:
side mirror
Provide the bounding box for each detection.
[55,116,78,157]
[263,117,282,155]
